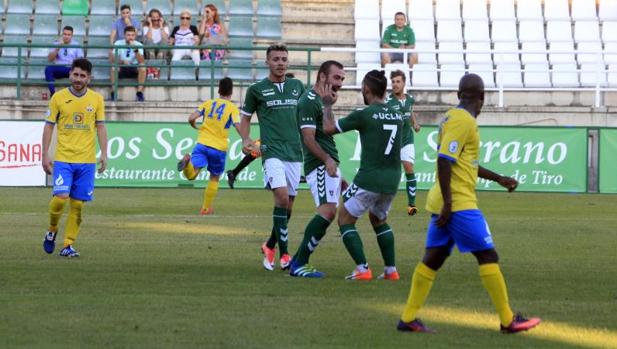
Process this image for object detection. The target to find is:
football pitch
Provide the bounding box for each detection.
[1,187,616,349]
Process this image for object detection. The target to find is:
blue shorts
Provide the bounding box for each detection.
[52,161,96,201]
[426,209,495,253]
[191,143,226,176]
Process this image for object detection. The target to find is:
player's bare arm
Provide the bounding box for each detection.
[188,110,201,129]
[41,123,55,175]
[436,157,453,227]
[96,123,108,174]
[319,84,338,136]
[412,112,421,132]
[478,166,518,192]
[301,127,337,177]
[238,115,255,154]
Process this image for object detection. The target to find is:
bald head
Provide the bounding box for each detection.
[457,73,485,116]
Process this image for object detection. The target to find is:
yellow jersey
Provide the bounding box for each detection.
[426,108,480,213]
[45,88,105,164]
[195,98,240,151]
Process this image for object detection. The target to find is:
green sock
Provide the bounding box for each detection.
[273,207,288,255]
[267,210,290,249]
[340,224,367,265]
[406,173,417,206]
[294,214,331,265]
[374,224,395,267]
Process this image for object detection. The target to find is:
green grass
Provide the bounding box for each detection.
[1,187,616,349]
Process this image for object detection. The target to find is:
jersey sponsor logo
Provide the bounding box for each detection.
[291,89,300,97]
[448,141,459,153]
[372,112,403,121]
[73,113,84,124]
[86,105,94,113]
[55,174,64,186]
[261,88,275,97]
[266,99,298,107]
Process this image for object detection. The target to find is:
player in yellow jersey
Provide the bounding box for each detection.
[398,74,541,333]
[177,77,244,215]
[42,58,108,257]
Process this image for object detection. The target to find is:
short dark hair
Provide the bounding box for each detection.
[395,11,406,18]
[218,77,233,96]
[120,4,131,12]
[390,69,406,83]
[316,60,344,83]
[71,58,92,74]
[62,26,74,33]
[124,26,136,34]
[266,44,288,58]
[363,70,387,98]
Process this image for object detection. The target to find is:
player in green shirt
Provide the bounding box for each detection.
[382,12,417,67]
[239,44,306,272]
[385,70,421,215]
[288,60,346,278]
[323,70,404,281]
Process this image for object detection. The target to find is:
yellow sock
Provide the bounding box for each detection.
[64,199,84,247]
[479,263,514,326]
[48,196,67,232]
[183,161,198,180]
[401,263,437,322]
[203,178,220,210]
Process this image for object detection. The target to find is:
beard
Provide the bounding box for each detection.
[363,93,369,105]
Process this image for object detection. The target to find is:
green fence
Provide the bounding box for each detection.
[0,43,320,99]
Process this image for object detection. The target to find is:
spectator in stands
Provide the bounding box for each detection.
[110,26,146,102]
[170,9,201,65]
[143,8,170,59]
[110,4,142,62]
[45,26,84,96]
[381,12,417,67]
[198,3,227,61]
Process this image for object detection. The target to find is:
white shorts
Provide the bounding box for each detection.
[306,166,342,207]
[401,144,415,164]
[342,183,396,221]
[263,158,302,196]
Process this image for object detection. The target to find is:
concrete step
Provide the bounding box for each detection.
[282,0,354,20]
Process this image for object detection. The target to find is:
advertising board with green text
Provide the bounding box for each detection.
[95,123,588,192]
[599,129,617,194]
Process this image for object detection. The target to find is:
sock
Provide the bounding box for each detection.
[232,153,257,176]
[479,263,515,327]
[202,178,219,210]
[48,196,67,232]
[63,199,84,247]
[272,207,288,255]
[294,214,331,265]
[266,209,291,249]
[183,161,198,180]
[401,263,437,322]
[374,223,395,267]
[340,224,367,265]
[406,173,417,206]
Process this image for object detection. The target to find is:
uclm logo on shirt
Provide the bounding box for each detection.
[0,139,42,169]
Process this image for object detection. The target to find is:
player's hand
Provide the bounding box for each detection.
[242,138,256,155]
[316,83,338,106]
[324,157,337,177]
[97,156,107,174]
[42,155,53,175]
[497,176,518,192]
[412,113,421,132]
[435,203,452,227]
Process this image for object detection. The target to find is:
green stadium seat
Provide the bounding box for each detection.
[90,0,117,15]
[122,0,146,16]
[32,14,60,36]
[61,16,87,37]
[254,61,268,80]
[145,0,171,16]
[26,57,49,79]
[61,0,88,16]
[1,35,29,58]
[36,0,61,15]
[7,0,33,14]
[228,0,253,16]
[0,58,25,79]
[89,58,112,81]
[88,15,115,36]
[85,35,111,59]
[170,60,197,80]
[4,15,32,35]
[227,36,253,59]
[198,60,223,80]
[226,58,253,80]
[256,0,281,16]
[255,16,281,39]
[228,16,253,37]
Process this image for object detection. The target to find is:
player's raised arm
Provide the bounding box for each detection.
[478,166,518,192]
[319,84,338,135]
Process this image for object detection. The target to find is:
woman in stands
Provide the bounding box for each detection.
[142,8,170,78]
[198,3,227,61]
[169,9,200,65]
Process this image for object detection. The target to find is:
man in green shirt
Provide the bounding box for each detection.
[382,12,417,67]
[288,60,346,278]
[385,70,421,215]
[239,44,306,272]
[322,70,404,281]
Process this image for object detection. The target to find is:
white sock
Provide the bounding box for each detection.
[385,266,397,274]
